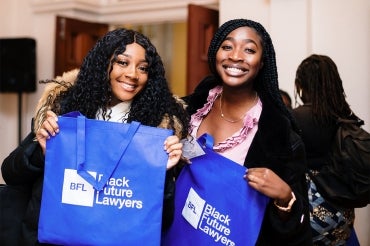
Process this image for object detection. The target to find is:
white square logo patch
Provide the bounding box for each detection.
[182,188,206,229]
[61,169,96,207]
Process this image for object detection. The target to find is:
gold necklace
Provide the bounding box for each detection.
[219,92,258,123]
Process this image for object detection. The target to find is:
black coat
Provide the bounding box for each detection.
[292,104,337,170]
[182,79,313,246]
[1,130,45,246]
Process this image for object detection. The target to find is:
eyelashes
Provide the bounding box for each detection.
[115,60,148,73]
[220,44,257,54]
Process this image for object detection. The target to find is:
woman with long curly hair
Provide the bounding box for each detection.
[1,28,189,245]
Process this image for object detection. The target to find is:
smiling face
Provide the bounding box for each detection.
[109,42,149,105]
[215,26,264,88]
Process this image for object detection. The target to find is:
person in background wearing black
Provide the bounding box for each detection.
[292,54,362,245]
[280,89,293,110]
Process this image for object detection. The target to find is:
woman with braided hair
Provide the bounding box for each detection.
[1,28,189,245]
[293,54,362,245]
[182,19,312,245]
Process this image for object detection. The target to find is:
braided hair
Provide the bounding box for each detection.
[295,54,353,125]
[51,28,189,138]
[207,18,298,131]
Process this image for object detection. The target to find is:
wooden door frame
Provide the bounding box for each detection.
[54,16,108,76]
[186,4,219,94]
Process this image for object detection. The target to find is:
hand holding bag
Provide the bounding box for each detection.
[162,134,269,246]
[38,112,172,246]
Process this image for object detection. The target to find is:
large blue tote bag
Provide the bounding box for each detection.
[162,134,269,246]
[38,112,172,246]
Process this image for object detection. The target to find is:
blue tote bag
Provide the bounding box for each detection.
[38,112,172,246]
[162,134,269,246]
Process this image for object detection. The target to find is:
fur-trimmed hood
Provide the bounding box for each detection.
[33,69,185,138]
[33,69,79,134]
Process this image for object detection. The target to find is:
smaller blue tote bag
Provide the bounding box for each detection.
[162,134,269,246]
[38,112,172,246]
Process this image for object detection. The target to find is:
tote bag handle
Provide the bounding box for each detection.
[198,133,214,149]
[76,115,141,190]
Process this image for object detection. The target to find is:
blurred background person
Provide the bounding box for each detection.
[280,89,292,110]
[292,54,363,246]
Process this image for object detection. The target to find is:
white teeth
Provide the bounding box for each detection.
[226,67,243,73]
[226,67,243,72]
[123,83,135,89]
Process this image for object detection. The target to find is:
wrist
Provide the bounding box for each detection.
[274,191,296,212]
[275,192,293,206]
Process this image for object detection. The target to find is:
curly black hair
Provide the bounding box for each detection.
[207,18,298,132]
[52,28,189,138]
[295,54,354,125]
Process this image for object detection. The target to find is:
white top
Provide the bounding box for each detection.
[95,101,132,123]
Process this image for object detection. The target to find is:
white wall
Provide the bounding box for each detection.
[0,0,55,183]
[220,0,370,245]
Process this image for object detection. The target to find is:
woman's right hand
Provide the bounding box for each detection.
[36,110,59,155]
[164,135,183,170]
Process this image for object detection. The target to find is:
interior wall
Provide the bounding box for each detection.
[220,0,370,245]
[0,0,55,185]
[0,0,19,173]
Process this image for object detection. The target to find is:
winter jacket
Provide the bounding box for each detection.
[182,78,313,246]
[1,69,183,245]
[292,104,337,170]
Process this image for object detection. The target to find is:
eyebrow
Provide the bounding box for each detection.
[224,36,259,47]
[118,53,147,63]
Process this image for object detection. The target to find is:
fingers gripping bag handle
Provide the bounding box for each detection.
[76,115,140,191]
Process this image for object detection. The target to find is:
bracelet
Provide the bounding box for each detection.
[273,192,296,212]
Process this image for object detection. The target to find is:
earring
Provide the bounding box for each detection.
[299,89,302,98]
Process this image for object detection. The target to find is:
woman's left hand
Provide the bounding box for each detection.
[164,135,183,170]
[244,167,292,202]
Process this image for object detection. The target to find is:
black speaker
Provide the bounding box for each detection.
[0,38,36,92]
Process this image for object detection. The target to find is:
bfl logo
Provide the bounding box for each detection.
[182,188,206,228]
[62,169,96,207]
[182,188,235,245]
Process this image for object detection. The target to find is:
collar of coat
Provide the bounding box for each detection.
[33,69,79,134]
